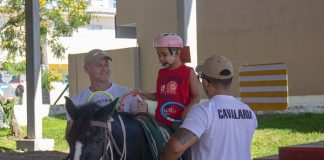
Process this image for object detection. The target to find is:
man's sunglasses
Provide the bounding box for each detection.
[197,74,210,82]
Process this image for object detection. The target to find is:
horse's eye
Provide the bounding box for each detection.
[95,138,103,144]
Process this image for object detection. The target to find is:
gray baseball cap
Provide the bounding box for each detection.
[84,49,112,65]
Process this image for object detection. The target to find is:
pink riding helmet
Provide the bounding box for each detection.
[153,33,183,48]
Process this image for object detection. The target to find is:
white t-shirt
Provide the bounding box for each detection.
[66,83,138,121]
[181,95,258,160]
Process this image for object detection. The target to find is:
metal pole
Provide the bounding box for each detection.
[25,0,42,139]
[180,0,197,68]
[53,84,69,105]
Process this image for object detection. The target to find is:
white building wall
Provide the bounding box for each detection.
[48,15,137,64]
[47,0,137,104]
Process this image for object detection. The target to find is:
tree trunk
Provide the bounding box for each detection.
[10,115,23,139]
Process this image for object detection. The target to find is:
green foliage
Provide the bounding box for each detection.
[42,68,62,91]
[0,0,91,72]
[1,99,15,124]
[0,60,26,76]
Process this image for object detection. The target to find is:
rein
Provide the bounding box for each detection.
[90,114,127,160]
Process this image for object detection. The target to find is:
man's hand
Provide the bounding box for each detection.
[137,99,148,112]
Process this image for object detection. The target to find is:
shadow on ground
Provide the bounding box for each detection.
[0,150,68,160]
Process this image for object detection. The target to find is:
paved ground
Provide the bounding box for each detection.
[0,151,68,160]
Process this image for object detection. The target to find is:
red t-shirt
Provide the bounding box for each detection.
[155,64,192,127]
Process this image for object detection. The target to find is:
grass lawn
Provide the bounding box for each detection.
[1,113,324,158]
[252,113,324,158]
[0,114,68,153]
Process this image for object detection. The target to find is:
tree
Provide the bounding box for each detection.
[0,0,92,136]
[0,0,91,82]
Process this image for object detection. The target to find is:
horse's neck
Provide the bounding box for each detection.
[110,113,154,160]
[111,113,130,147]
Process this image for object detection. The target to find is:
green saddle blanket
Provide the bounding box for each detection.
[135,113,173,160]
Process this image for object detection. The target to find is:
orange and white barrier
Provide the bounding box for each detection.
[239,63,288,111]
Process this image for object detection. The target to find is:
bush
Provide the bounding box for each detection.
[1,99,15,125]
[42,68,62,91]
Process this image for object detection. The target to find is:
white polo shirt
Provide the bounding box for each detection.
[66,83,138,121]
[181,95,258,160]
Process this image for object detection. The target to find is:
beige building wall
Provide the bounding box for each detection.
[116,0,136,26]
[116,0,324,97]
[68,47,140,97]
[134,0,179,93]
[197,0,324,96]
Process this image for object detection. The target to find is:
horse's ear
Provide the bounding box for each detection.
[95,97,119,121]
[65,96,78,120]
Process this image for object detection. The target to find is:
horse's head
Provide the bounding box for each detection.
[65,96,118,160]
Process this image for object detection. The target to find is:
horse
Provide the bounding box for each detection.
[65,97,155,160]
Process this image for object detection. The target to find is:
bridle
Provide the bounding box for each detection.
[65,115,127,160]
[90,115,127,160]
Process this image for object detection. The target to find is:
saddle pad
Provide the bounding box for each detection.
[136,115,173,160]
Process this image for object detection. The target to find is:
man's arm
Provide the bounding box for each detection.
[181,69,200,119]
[160,128,199,160]
[142,91,157,101]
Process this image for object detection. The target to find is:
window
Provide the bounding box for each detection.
[109,0,116,8]
[86,25,102,30]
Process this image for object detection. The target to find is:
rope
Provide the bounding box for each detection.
[96,118,124,160]
[100,139,112,160]
[106,125,122,156]
[118,115,127,160]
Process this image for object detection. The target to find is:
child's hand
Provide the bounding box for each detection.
[130,89,156,101]
[137,99,148,112]
[131,88,145,99]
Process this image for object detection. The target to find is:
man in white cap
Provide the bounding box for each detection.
[160,55,258,160]
[65,49,147,133]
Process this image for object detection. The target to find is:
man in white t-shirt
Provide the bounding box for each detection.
[65,49,147,133]
[160,55,258,160]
